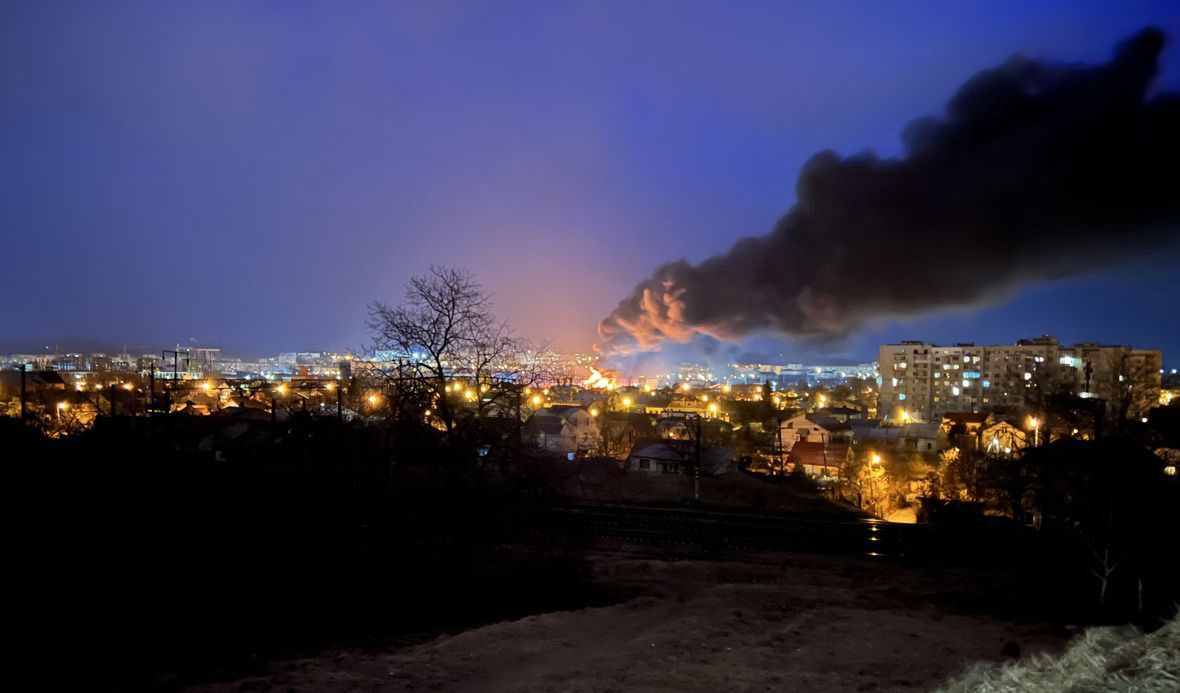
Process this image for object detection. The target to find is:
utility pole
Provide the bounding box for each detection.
[19,363,27,420]
[110,382,117,417]
[162,348,189,415]
[692,414,702,503]
[774,417,784,475]
[149,363,156,414]
[336,380,343,420]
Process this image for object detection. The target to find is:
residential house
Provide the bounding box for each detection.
[629,439,733,475]
[525,405,597,454]
[940,412,994,451]
[787,441,853,478]
[850,420,942,454]
[778,414,852,451]
[981,420,1027,457]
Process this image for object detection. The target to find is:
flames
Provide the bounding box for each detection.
[583,366,617,390]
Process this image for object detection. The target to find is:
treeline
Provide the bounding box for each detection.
[928,433,1179,622]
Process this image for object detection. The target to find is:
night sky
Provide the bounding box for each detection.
[3,2,1178,361]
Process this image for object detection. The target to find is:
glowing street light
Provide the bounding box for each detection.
[367,393,380,406]
[871,453,881,465]
[276,383,287,396]
[57,401,69,411]
[589,408,600,417]
[531,395,542,405]
[622,397,633,407]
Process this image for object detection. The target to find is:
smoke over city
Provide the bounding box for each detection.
[597,28,1180,355]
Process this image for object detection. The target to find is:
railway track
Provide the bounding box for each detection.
[505,503,1041,562]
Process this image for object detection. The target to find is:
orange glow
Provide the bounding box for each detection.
[583,367,616,390]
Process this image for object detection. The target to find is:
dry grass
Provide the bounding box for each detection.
[937,614,1179,692]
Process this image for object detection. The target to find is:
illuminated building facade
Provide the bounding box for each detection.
[878,336,1161,420]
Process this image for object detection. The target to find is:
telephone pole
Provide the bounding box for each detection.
[19,364,27,420]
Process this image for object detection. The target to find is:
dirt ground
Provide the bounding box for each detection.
[187,549,1070,692]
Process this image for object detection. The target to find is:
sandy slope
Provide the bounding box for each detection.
[188,551,1067,692]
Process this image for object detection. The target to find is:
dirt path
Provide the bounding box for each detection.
[188,552,1068,692]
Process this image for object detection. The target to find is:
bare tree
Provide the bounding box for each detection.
[1109,352,1155,428]
[367,266,548,445]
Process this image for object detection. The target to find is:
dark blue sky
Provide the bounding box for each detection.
[3,1,1178,360]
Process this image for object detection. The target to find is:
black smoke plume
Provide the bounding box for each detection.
[597,28,1180,354]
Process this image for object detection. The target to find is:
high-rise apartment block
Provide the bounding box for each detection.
[877,336,1161,420]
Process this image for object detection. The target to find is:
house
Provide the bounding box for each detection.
[657,416,734,441]
[941,412,994,450]
[787,441,853,478]
[662,395,711,417]
[895,421,941,453]
[524,405,597,454]
[981,420,1027,457]
[850,419,942,453]
[816,405,865,422]
[628,439,733,475]
[778,414,852,451]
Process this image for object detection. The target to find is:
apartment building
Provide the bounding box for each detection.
[878,336,1161,420]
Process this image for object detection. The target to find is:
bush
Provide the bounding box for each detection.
[937,614,1180,692]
